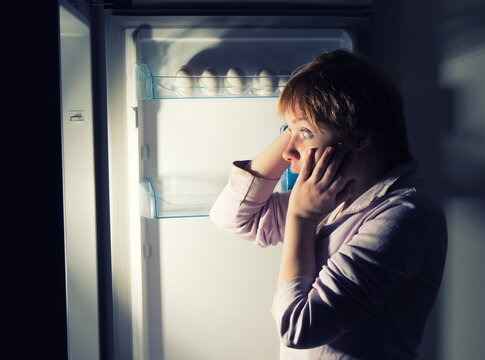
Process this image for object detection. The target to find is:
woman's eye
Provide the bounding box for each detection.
[300,129,313,139]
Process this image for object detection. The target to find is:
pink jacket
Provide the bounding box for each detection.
[210,160,447,360]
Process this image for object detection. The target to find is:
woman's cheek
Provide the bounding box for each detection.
[315,142,334,159]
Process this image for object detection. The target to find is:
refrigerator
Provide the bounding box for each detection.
[58,1,373,359]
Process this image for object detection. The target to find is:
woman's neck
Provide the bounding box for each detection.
[344,151,390,209]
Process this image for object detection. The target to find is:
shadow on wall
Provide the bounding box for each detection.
[371,0,485,359]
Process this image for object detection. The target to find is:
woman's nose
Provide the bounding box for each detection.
[282,139,300,162]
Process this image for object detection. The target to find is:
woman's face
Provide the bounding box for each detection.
[282,116,340,174]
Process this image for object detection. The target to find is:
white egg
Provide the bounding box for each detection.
[251,76,259,90]
[258,69,277,96]
[174,65,195,96]
[277,70,292,93]
[225,67,247,95]
[200,68,220,96]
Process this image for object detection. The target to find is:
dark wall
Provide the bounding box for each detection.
[3,1,67,359]
[370,1,485,359]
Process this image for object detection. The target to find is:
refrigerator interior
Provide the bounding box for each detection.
[113,20,354,360]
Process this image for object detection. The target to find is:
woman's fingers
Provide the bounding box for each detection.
[301,144,354,193]
[320,143,350,185]
[311,146,334,181]
[289,144,355,220]
[298,148,316,181]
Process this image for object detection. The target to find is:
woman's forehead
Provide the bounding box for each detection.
[285,116,308,125]
[283,108,311,125]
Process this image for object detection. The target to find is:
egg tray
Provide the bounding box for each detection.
[151,75,290,99]
[135,66,290,100]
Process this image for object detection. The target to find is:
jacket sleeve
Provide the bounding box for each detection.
[209,160,290,247]
[271,198,445,349]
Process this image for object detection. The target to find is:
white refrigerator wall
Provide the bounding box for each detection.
[122,25,353,360]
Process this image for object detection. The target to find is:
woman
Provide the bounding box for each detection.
[210,50,447,359]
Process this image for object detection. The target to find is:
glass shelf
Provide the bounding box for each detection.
[140,175,228,219]
[136,63,291,100]
[140,170,297,219]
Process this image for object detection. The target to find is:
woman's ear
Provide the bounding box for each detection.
[355,134,372,151]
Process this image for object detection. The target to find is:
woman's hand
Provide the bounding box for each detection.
[287,144,355,222]
[244,128,291,180]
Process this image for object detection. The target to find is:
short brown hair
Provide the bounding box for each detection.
[278,49,412,167]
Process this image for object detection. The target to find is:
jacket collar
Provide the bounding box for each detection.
[321,160,420,226]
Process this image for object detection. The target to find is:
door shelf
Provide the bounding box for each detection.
[136,63,290,100]
[140,176,227,219]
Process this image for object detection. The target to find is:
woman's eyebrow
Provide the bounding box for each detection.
[295,120,315,130]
